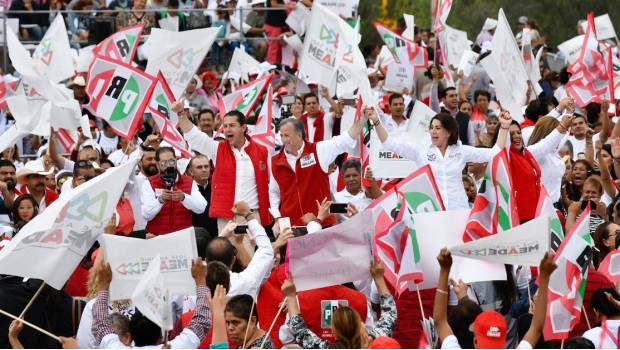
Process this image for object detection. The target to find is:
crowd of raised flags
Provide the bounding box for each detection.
[0,0,619,349]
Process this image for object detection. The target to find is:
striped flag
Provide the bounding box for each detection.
[249,84,276,152]
[521,28,543,96]
[94,23,144,65]
[566,13,612,107]
[598,249,620,284]
[374,23,428,68]
[544,205,592,340]
[463,148,519,242]
[56,129,77,154]
[369,165,444,293]
[218,74,273,117]
[535,185,564,252]
[151,111,193,159]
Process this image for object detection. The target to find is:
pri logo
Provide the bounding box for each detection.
[107,75,140,121]
[167,48,202,69]
[320,300,348,328]
[114,34,137,59]
[155,93,171,120]
[236,86,258,111]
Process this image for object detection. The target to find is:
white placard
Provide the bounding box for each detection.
[580,14,617,41]
[558,35,585,65]
[444,25,468,68]
[384,62,414,93]
[457,50,479,77]
[316,0,359,18]
[286,2,310,36]
[103,227,198,301]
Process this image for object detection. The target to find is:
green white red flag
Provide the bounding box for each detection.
[148,72,178,127]
[94,23,143,65]
[535,185,564,252]
[373,22,428,68]
[369,165,445,294]
[463,147,519,242]
[249,84,275,152]
[598,248,620,284]
[544,205,592,340]
[86,54,156,139]
[218,74,273,117]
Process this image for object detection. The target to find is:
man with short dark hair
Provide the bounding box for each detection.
[333,159,374,222]
[300,92,333,143]
[378,93,409,134]
[197,109,216,138]
[140,147,207,235]
[177,103,272,233]
[0,160,18,236]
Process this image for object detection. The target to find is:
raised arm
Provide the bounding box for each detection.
[432,248,454,342]
[282,277,329,349]
[522,252,557,347]
[173,100,218,161]
[527,115,572,160]
[492,111,513,150]
[598,101,611,145]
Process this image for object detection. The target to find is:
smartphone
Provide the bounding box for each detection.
[278,217,291,233]
[581,200,597,211]
[330,203,348,214]
[291,226,308,237]
[281,95,296,105]
[342,98,357,106]
[234,224,248,234]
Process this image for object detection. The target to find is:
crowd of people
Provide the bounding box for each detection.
[1,0,620,349]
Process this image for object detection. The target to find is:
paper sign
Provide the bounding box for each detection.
[158,16,179,32]
[444,25,468,69]
[286,209,373,292]
[407,100,436,144]
[132,255,173,330]
[384,62,414,93]
[316,0,359,18]
[558,35,585,65]
[579,13,617,41]
[103,227,198,300]
[450,216,549,266]
[286,2,311,36]
[370,131,418,179]
[414,210,507,290]
[457,50,479,77]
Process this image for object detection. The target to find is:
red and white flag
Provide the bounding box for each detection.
[56,129,77,154]
[249,84,276,152]
[432,0,453,34]
[94,23,144,65]
[374,23,428,68]
[598,249,620,284]
[218,74,273,117]
[151,112,193,159]
[544,205,592,340]
[0,75,19,110]
[566,13,612,107]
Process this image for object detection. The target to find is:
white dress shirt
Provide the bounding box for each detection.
[140,175,207,221]
[183,126,261,209]
[269,132,357,218]
[333,188,372,222]
[382,138,496,210]
[527,129,567,203]
[228,218,274,297]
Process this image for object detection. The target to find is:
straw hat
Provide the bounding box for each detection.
[16,159,54,184]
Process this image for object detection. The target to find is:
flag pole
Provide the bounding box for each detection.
[560,338,564,349]
[415,283,426,320]
[0,308,60,342]
[19,283,46,319]
[242,298,256,349]
[582,306,592,329]
[259,299,286,349]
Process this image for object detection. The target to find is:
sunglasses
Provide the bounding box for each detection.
[159,159,177,167]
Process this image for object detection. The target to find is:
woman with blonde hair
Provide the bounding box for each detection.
[527,116,565,207]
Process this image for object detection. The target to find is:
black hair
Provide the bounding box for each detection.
[225,294,258,321]
[0,159,16,170]
[129,309,161,346]
[439,86,456,100]
[524,99,548,123]
[303,92,319,105]
[565,336,595,349]
[223,110,247,126]
[448,298,482,349]
[430,113,459,145]
[585,102,602,126]
[559,66,571,85]
[206,237,237,267]
[198,109,215,119]
[73,159,95,177]
[100,159,115,168]
[187,154,210,172]
[591,288,620,317]
[206,261,231,293]
[342,159,361,174]
[473,90,491,102]
[155,146,175,161]
[388,93,404,105]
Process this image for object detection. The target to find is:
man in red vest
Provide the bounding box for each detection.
[140,147,207,236]
[299,91,336,143]
[270,113,368,227]
[177,103,272,233]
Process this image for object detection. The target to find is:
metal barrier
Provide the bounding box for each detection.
[1,6,289,71]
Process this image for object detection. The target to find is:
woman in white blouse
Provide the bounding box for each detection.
[368,110,512,210]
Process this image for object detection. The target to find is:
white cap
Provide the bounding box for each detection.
[482,18,498,31]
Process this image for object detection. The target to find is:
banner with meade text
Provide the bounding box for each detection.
[86,54,156,139]
[286,209,374,292]
[103,227,198,300]
[544,206,592,340]
[218,74,272,117]
[94,23,144,65]
[145,27,220,99]
[132,255,174,331]
[32,14,75,83]
[0,160,137,289]
[463,147,519,242]
[450,216,549,266]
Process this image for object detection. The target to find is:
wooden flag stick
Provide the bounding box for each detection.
[415,283,426,320]
[242,298,256,349]
[19,283,45,319]
[0,308,60,342]
[582,306,592,329]
[259,299,286,349]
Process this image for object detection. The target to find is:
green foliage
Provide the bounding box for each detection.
[359,0,620,49]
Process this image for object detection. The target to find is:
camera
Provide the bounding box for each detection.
[161,167,177,190]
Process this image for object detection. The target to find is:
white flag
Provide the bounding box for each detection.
[145,27,220,99]
[102,227,198,300]
[227,47,262,83]
[0,160,137,289]
[32,14,75,83]
[480,8,529,122]
[449,216,549,266]
[132,255,173,330]
[444,25,468,69]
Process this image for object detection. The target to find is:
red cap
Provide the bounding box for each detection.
[370,336,401,349]
[471,310,506,349]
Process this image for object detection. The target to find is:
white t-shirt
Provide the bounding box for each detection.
[97,132,119,155]
[583,320,620,348]
[440,334,532,349]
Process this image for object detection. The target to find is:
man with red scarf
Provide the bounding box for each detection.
[299,92,334,143]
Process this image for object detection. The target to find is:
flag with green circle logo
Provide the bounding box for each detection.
[218,74,273,117]
[94,23,143,65]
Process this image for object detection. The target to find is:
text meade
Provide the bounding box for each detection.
[378,151,403,159]
[463,243,540,256]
